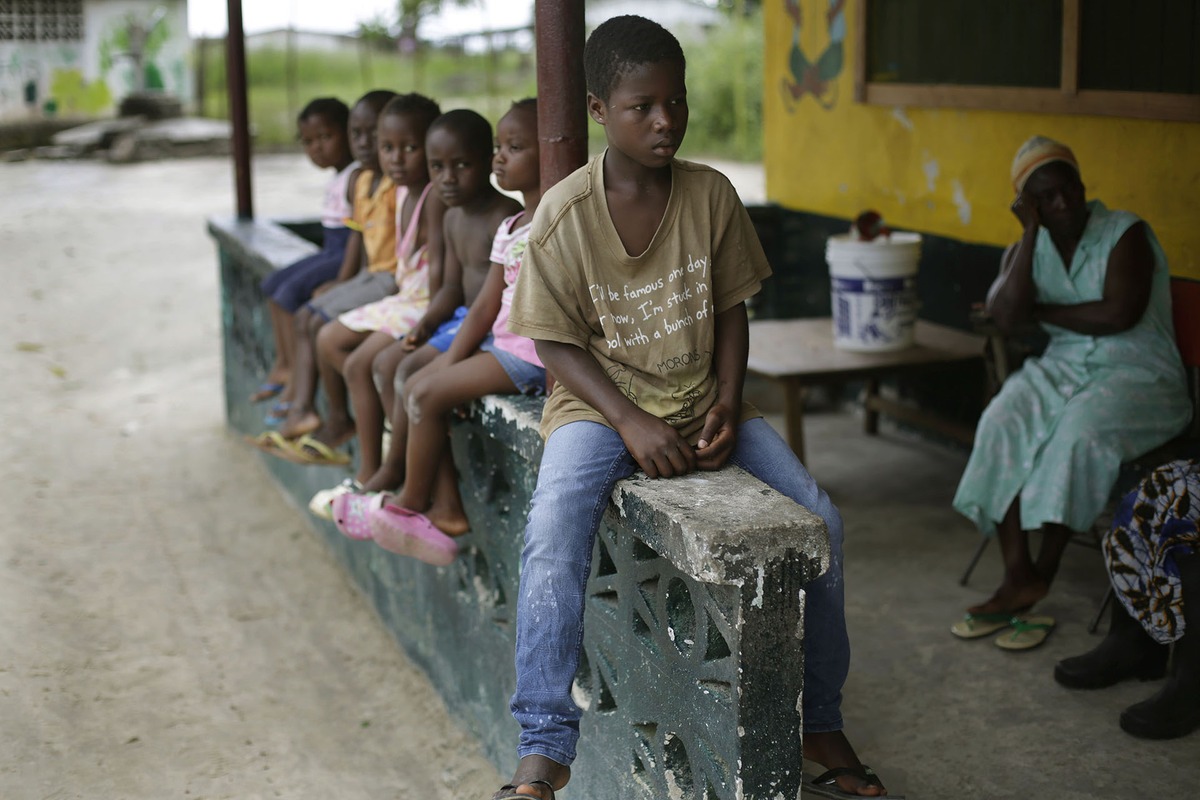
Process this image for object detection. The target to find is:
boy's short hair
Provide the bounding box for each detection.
[584,15,685,102]
[381,93,443,134]
[356,89,399,116]
[510,97,537,114]
[428,109,494,159]
[297,97,349,129]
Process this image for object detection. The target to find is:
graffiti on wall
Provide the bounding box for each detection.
[0,3,187,120]
[780,0,846,111]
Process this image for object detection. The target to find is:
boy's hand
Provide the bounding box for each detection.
[695,403,737,471]
[618,410,696,479]
[401,318,435,351]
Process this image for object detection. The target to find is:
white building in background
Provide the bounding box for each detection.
[0,0,192,121]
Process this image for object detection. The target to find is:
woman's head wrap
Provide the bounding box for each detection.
[1011,135,1080,194]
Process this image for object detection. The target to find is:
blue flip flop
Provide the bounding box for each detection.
[264,401,291,427]
[249,381,285,403]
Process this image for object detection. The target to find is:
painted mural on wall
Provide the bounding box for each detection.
[780,0,845,111]
[764,0,1200,277]
[0,1,189,121]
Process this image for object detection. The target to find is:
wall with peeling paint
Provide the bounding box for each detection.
[764,0,1200,278]
[0,0,190,121]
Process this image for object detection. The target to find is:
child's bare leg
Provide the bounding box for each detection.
[425,448,469,536]
[372,340,409,419]
[360,349,448,492]
[344,331,403,483]
[310,321,367,447]
[395,353,514,534]
[268,301,292,374]
[279,308,325,438]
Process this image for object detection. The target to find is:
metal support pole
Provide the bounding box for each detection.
[534,0,588,193]
[225,0,253,219]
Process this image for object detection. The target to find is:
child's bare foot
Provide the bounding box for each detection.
[966,577,1049,616]
[803,730,888,797]
[279,409,321,440]
[309,418,356,450]
[491,755,570,800]
[426,506,470,537]
[362,467,404,494]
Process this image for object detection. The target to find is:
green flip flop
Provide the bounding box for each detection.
[995,615,1056,651]
[950,611,1018,639]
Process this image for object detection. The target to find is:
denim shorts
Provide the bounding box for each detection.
[480,336,546,395]
[427,306,470,351]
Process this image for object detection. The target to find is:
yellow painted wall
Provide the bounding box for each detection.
[764,0,1200,277]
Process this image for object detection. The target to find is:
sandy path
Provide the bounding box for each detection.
[0,154,503,799]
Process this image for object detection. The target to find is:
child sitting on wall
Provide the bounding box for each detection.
[307,108,522,517]
[251,97,356,417]
[486,16,895,800]
[329,99,545,561]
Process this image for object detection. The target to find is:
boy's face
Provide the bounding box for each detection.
[492,107,538,193]
[588,59,688,169]
[297,113,346,169]
[377,112,428,189]
[349,102,381,170]
[425,127,491,208]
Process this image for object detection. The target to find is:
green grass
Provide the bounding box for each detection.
[196,11,763,161]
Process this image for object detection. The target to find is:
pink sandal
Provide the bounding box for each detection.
[369,504,460,566]
[330,492,387,541]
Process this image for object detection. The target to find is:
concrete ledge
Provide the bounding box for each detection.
[211,214,831,799]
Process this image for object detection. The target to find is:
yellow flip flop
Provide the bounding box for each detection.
[293,433,351,466]
[245,431,310,465]
[995,615,1056,651]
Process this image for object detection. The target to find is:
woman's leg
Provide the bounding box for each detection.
[279,308,325,439]
[394,353,514,533]
[343,331,402,482]
[968,498,1049,615]
[310,321,369,447]
[1120,552,1200,739]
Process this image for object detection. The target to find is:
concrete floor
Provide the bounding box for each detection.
[758,387,1200,799]
[2,153,1195,800]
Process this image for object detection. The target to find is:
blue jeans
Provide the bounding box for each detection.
[511,417,848,765]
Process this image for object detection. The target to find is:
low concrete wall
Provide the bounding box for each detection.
[209,215,831,799]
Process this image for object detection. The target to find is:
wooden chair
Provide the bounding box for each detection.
[959,278,1200,632]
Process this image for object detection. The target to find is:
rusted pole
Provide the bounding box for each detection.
[535,0,587,193]
[225,0,253,219]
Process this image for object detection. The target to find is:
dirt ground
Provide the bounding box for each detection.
[0,154,507,799]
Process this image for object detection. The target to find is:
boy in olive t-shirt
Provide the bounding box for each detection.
[494,15,892,800]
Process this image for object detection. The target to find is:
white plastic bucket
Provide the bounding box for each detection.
[826,232,921,351]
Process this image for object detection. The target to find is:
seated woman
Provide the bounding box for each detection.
[952,136,1190,641]
[1054,458,1200,740]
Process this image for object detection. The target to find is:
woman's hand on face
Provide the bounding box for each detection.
[1011,192,1040,232]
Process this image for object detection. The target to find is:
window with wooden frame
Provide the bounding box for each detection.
[854,0,1200,122]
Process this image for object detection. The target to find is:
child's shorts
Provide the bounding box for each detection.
[260,226,351,312]
[480,336,546,395]
[426,306,470,351]
[307,269,397,322]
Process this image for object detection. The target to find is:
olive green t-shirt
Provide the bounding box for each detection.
[507,152,773,442]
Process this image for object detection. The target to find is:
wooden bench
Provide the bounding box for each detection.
[746,317,987,463]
